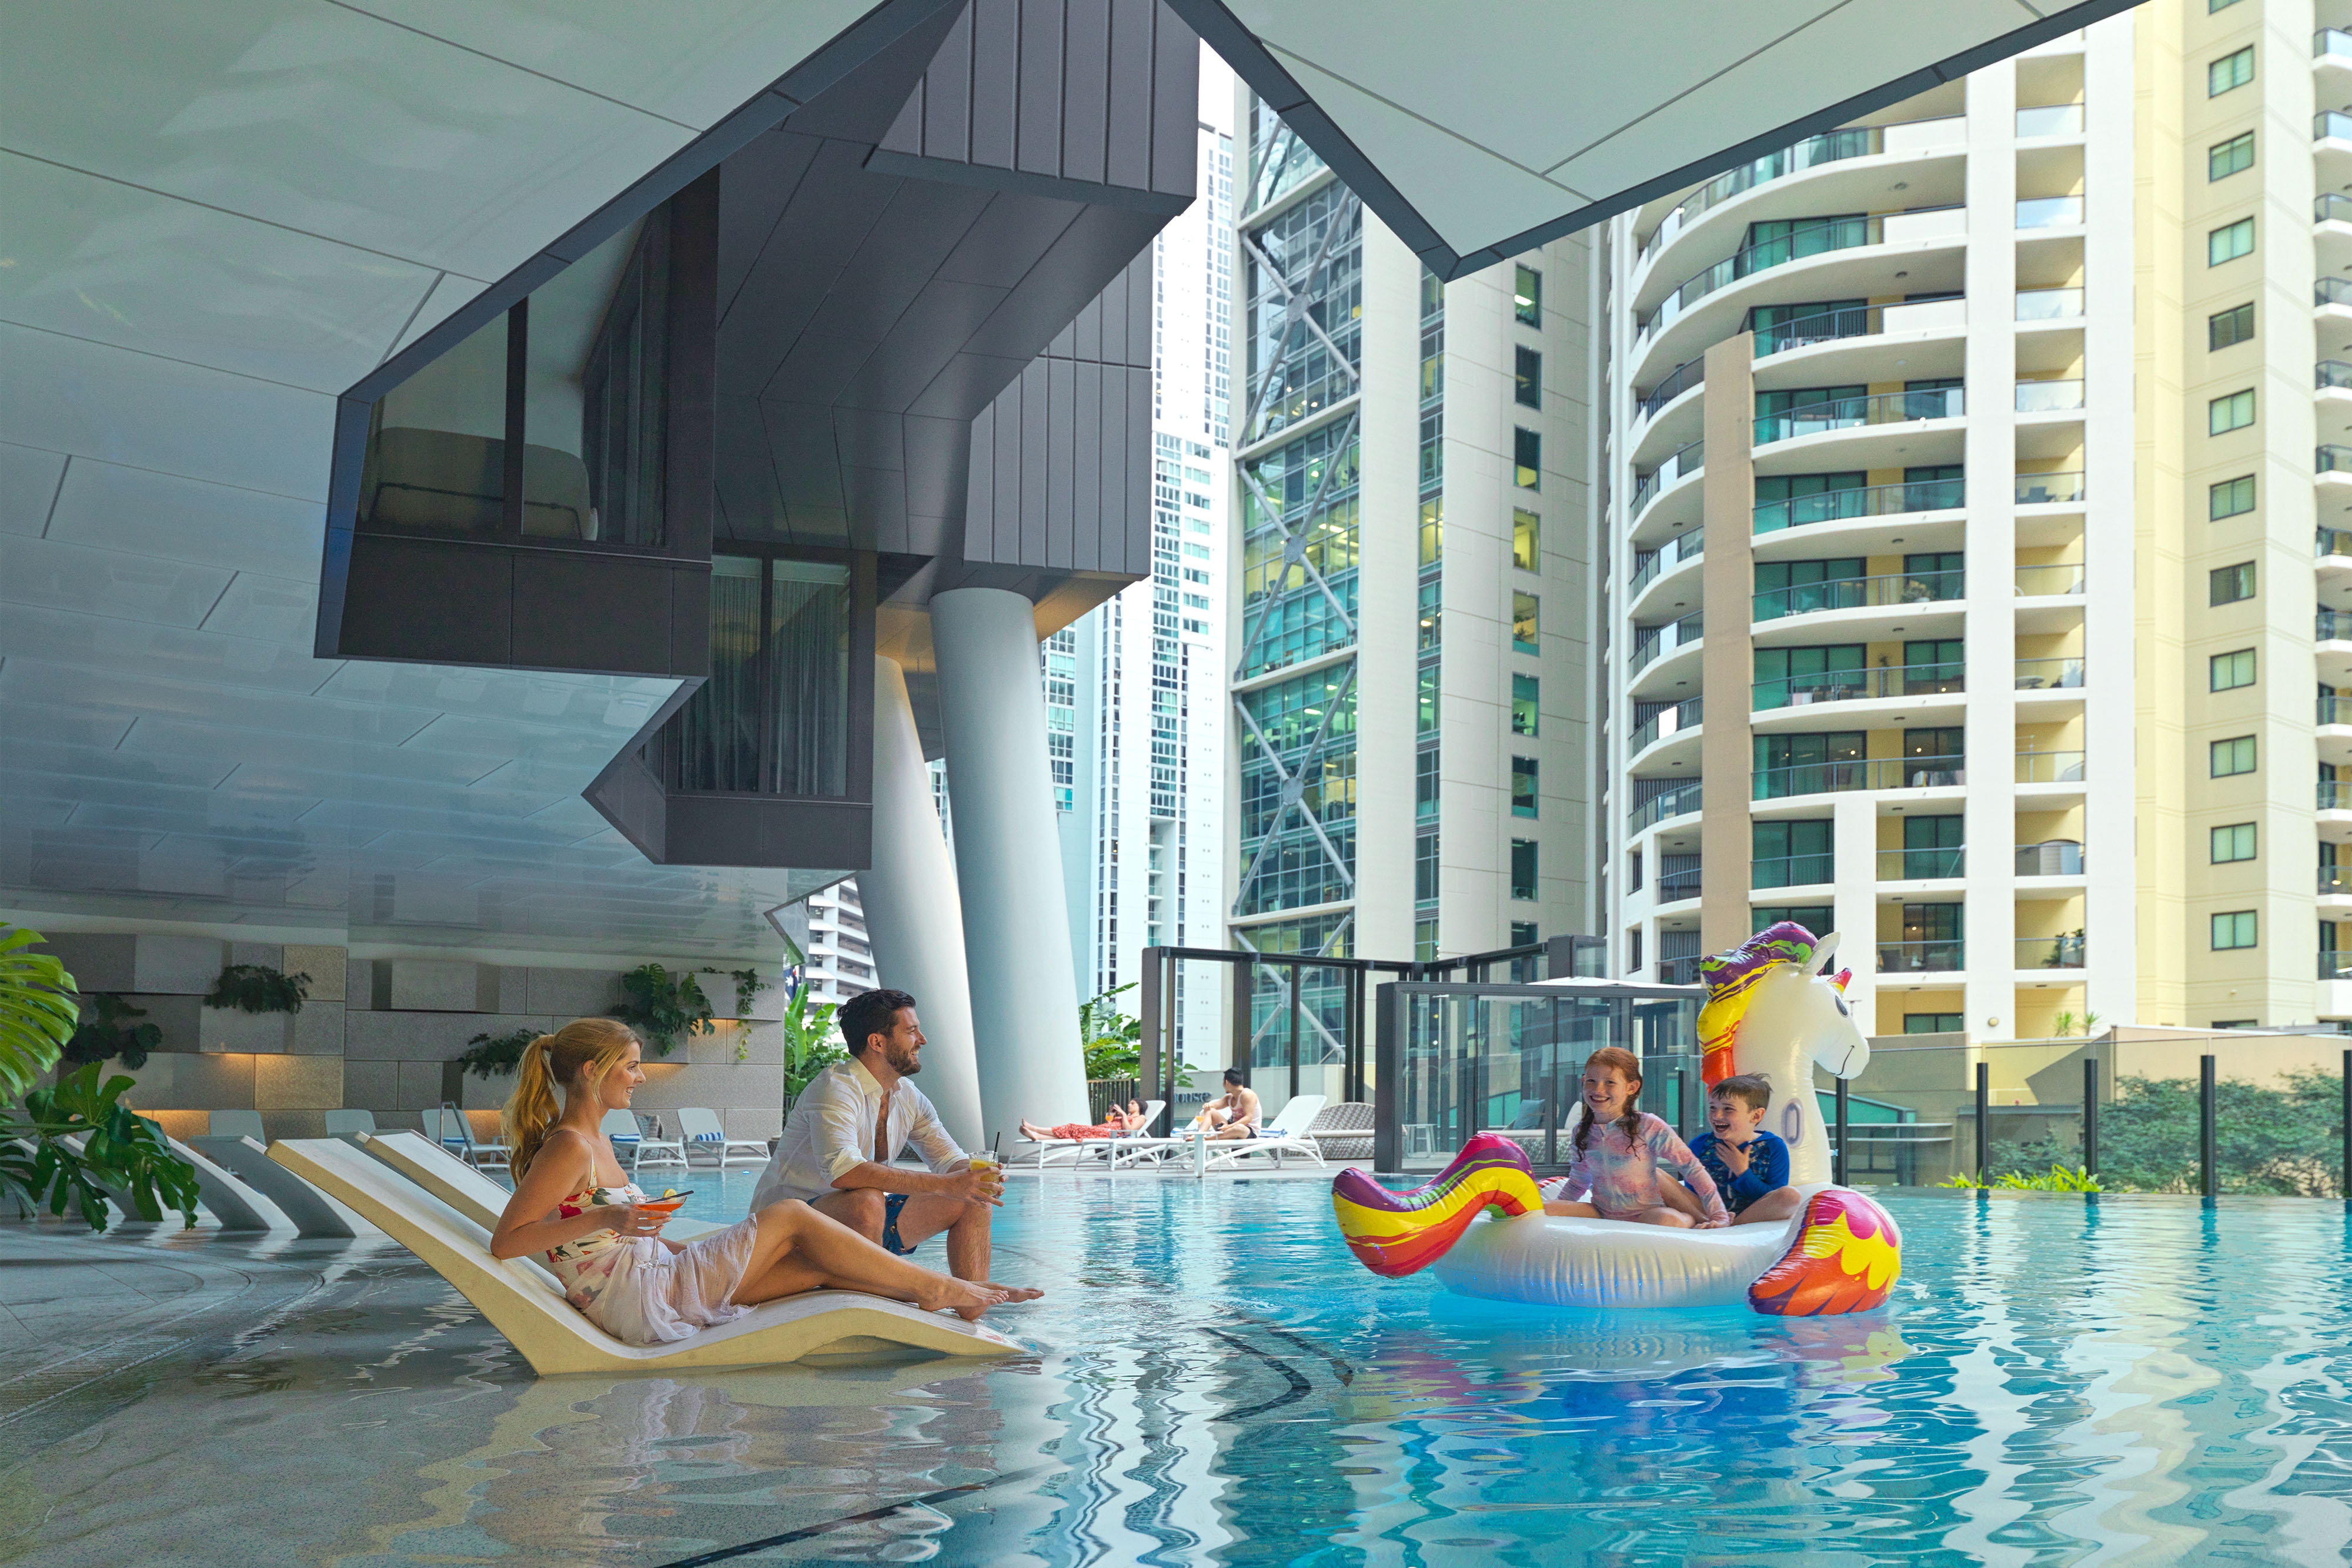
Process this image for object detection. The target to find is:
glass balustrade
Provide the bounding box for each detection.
[2015,657,2085,691]
[1628,610,1704,674]
[1633,125,1893,270]
[2016,750,2086,783]
[1879,940,1965,973]
[1753,475,1965,533]
[2321,360,2352,391]
[2016,104,2086,136]
[1753,386,1962,446]
[2320,444,2352,475]
[2320,192,2352,223]
[1628,695,1703,755]
[2318,110,2352,142]
[2020,933,2086,969]
[1629,437,1704,517]
[2321,26,2352,61]
[1877,847,1966,879]
[2016,471,2085,504]
[2016,840,2084,875]
[1637,209,1963,345]
[2318,607,2351,640]
[2323,780,2352,811]
[1753,661,1964,711]
[1750,853,1834,890]
[1629,528,1703,599]
[2319,526,2352,559]
[1751,754,1965,798]
[2016,287,2084,320]
[1635,359,1703,424]
[1656,954,1706,985]
[2320,864,2351,895]
[2015,379,2085,412]
[2318,694,2352,725]
[2017,195,2084,229]
[1629,781,1703,831]
[2319,276,2352,307]
[1656,867,1705,901]
[2322,950,2352,979]
[1752,568,1963,620]
[2014,563,2086,596]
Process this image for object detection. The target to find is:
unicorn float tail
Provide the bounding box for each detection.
[1747,1187,1903,1316]
[1330,1132,1545,1278]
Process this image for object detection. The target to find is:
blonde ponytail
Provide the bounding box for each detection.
[500,1018,638,1178]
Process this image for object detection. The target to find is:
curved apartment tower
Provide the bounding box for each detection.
[1603,7,2351,1039]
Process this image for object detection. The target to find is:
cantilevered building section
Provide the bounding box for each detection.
[1225,96,1596,1049]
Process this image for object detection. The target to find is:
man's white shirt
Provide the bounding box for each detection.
[750,1056,968,1211]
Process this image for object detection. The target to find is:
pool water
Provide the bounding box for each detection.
[5,1175,2351,1565]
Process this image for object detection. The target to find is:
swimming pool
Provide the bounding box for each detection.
[5,1176,2349,1564]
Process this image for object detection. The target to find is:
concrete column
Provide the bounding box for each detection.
[1832,793,1878,1032]
[860,655,985,1149]
[1698,332,1757,952]
[931,587,1091,1136]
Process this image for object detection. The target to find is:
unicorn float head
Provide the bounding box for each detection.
[1693,921,1869,1187]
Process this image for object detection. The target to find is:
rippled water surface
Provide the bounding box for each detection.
[4,1176,2350,1566]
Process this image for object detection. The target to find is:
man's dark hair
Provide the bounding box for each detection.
[1710,1073,1772,1113]
[1222,1067,1246,1085]
[840,988,916,1058]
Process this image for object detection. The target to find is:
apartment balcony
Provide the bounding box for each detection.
[2014,562,2086,597]
[1633,206,1968,377]
[1752,387,1965,472]
[1656,864,1704,902]
[1629,437,1703,533]
[2318,192,2352,274]
[2323,951,2352,981]
[1752,754,1965,800]
[2016,470,2086,506]
[1629,780,1703,833]
[2016,195,2083,232]
[2322,780,2352,814]
[1628,609,1703,677]
[2319,26,2352,70]
[1751,566,1961,623]
[2320,529,2352,590]
[2017,103,2086,138]
[1877,847,1965,881]
[2016,286,2084,325]
[1628,694,1703,763]
[2321,694,2352,728]
[2016,379,2084,414]
[2318,276,2352,325]
[1751,852,1832,891]
[2317,109,2352,155]
[2019,932,2086,971]
[1630,358,1705,452]
[2320,864,2352,898]
[2014,656,2084,694]
[1753,475,1965,537]
[1879,939,1965,975]
[1752,295,1967,373]
[2016,749,2087,785]
[1628,526,1703,611]
[1752,662,1963,714]
[2017,840,2085,876]
[1656,954,1706,985]
[2321,607,2352,645]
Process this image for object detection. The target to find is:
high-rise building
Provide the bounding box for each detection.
[1597,9,2352,1041]
[1054,51,1235,1066]
[1225,94,1596,1070]
[800,880,877,1004]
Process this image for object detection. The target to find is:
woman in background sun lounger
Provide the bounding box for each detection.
[490,1018,1028,1345]
[1018,1101,1150,1142]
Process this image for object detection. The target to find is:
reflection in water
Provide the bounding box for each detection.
[4,1185,2350,1566]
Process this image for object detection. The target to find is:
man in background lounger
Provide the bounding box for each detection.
[1190,1068,1262,1141]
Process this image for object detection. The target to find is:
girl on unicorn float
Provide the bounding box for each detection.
[1540,1045,1731,1229]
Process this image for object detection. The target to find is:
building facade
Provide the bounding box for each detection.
[1225,95,1598,1068]
[1601,4,2352,1040]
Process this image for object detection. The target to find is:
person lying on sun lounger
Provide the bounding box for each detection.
[1018,1101,1150,1142]
[490,1018,1037,1346]
[1188,1069,1264,1140]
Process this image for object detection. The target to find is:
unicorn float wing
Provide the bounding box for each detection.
[1327,922,1902,1316]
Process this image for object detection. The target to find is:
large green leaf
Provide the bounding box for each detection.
[0,925,78,1100]
[4,1063,201,1231]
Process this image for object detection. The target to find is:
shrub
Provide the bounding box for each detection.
[206,964,310,1015]
[612,964,714,1057]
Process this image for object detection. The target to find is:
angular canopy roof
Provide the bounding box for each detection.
[1177,0,2143,275]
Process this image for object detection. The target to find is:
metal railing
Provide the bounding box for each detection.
[2017,840,2084,875]
[1630,437,1704,519]
[1752,754,1966,798]
[2017,286,2084,320]
[2320,276,2352,307]
[1637,208,1964,346]
[1629,609,1704,674]
[1753,568,1961,620]
[2323,950,2352,979]
[2016,750,2087,783]
[1751,853,1833,889]
[1635,359,1703,424]
[2320,865,2351,895]
[1879,940,1965,972]
[2017,195,2083,228]
[1629,527,1703,599]
[2323,781,2352,811]
[1629,695,1703,755]
[1629,780,1703,831]
[1655,955,1705,985]
[2321,608,2352,640]
[1878,847,1965,879]
[2022,933,2086,969]
[2015,657,2085,691]
[2319,110,2352,142]
[1754,385,1963,446]
[1657,867,1703,901]
[2016,378,2085,412]
[1754,476,1965,533]
[1752,296,1965,357]
[2015,563,2086,596]
[1753,662,1964,710]
[2016,471,2085,504]
[1633,123,1959,269]
[2017,103,2086,136]
[2321,444,2352,476]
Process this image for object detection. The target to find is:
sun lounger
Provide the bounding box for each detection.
[627,1111,689,1173]
[270,1138,1021,1372]
[323,1109,376,1141]
[208,1109,265,1141]
[1005,1100,1168,1169]
[358,1130,723,1241]
[674,1107,770,1170]
[1203,1093,1329,1169]
[189,1134,368,1238]
[65,1131,279,1229]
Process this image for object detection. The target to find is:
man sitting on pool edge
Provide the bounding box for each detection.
[751,987,1040,1302]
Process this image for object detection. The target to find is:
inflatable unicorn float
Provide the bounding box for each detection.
[1332,923,1902,1315]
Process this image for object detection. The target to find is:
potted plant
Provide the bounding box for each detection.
[612,964,714,1057]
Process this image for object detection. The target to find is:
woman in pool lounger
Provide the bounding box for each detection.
[490,1018,1033,1345]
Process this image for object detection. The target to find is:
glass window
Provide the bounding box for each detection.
[1511,756,1539,818]
[1415,831,1439,902]
[668,554,852,796]
[2210,735,2257,775]
[1509,921,1539,947]
[2209,388,2255,433]
[1509,838,1538,900]
[1511,673,1539,735]
[1418,577,1441,651]
[2209,302,2254,349]
[2211,910,2258,949]
[1755,905,1835,932]
[1752,818,1832,887]
[1417,664,1439,733]
[1514,346,1542,409]
[1514,265,1541,327]
[2209,561,2256,603]
[1512,508,1539,571]
[1752,469,1871,531]
[2211,822,2257,862]
[2210,475,2256,519]
[1419,497,1443,567]
[1514,427,1541,489]
[1905,1013,1964,1034]
[1752,644,1866,709]
[1902,814,1965,878]
[1512,592,1539,653]
[1415,918,1439,962]
[2208,45,2253,96]
[2210,648,2256,690]
[1752,730,1865,797]
[2209,131,2254,180]
[2210,0,2244,9]
[1416,747,1439,820]
[2208,216,2254,265]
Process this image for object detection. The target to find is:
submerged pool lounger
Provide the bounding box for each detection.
[269,1138,1023,1373]
[358,1129,723,1242]
[188,1134,368,1238]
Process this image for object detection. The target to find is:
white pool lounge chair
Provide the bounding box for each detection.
[1005,1100,1168,1169]
[627,1111,689,1173]
[1201,1094,1330,1171]
[65,1131,280,1229]
[208,1109,265,1141]
[189,1134,367,1238]
[425,1104,510,1171]
[358,1130,721,1241]
[271,1138,1020,1373]
[323,1109,376,1140]
[597,1108,643,1167]
[674,1107,769,1170]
